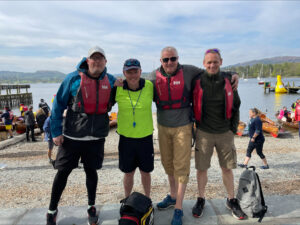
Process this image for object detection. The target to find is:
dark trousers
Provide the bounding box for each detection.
[26,125,35,141]
[246,139,265,159]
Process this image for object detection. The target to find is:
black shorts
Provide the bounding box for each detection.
[118,134,154,173]
[54,136,105,170]
[48,140,54,150]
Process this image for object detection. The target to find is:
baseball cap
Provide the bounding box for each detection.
[123,58,141,71]
[88,46,106,58]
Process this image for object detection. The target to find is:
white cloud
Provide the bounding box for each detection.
[0,1,299,73]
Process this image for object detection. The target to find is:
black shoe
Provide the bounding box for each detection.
[46,210,58,225]
[192,197,205,218]
[226,198,246,220]
[87,206,99,225]
[32,139,37,142]
[238,163,247,168]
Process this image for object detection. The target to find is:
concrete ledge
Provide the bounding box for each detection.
[1,195,300,225]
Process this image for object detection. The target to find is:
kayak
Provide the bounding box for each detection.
[256,108,279,138]
[236,121,246,136]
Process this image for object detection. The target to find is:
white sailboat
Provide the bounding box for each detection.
[258,64,265,84]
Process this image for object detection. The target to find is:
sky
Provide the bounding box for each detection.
[0,1,300,75]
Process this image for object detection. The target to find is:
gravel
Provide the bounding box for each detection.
[0,118,300,209]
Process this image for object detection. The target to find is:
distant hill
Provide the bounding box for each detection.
[227,56,300,67]
[0,70,66,84]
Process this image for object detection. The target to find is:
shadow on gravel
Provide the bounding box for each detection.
[2,165,52,171]
[269,161,300,169]
[278,132,295,139]
[0,150,45,158]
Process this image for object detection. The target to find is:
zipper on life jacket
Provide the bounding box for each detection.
[167,76,172,108]
[91,79,100,135]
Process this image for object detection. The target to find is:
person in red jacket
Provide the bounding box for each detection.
[294,98,300,138]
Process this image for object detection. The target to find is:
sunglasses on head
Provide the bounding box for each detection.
[125,60,140,67]
[205,48,220,55]
[162,57,178,63]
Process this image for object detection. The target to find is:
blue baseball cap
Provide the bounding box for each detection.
[123,58,141,71]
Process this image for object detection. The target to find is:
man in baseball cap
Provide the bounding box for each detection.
[87,46,106,59]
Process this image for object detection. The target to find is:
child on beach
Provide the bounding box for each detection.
[238,108,269,169]
[43,116,54,164]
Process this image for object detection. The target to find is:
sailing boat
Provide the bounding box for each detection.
[244,68,248,81]
[258,64,265,85]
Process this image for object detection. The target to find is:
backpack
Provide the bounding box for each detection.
[119,192,154,225]
[236,166,268,222]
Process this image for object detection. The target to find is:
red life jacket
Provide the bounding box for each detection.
[23,106,28,112]
[155,68,189,109]
[295,104,300,121]
[76,72,111,114]
[193,77,233,122]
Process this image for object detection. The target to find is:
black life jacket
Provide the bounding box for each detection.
[63,72,111,138]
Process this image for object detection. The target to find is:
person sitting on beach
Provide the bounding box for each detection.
[46,46,118,225]
[0,106,14,139]
[43,116,54,164]
[24,105,36,142]
[111,58,154,198]
[150,46,239,225]
[278,106,292,122]
[191,48,244,220]
[238,108,269,169]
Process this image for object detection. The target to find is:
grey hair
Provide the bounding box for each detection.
[160,46,178,58]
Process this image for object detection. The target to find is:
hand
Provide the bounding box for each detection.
[53,135,64,146]
[251,137,255,142]
[114,78,123,87]
[231,74,239,91]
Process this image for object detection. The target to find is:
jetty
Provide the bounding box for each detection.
[263,76,300,94]
[0,84,32,108]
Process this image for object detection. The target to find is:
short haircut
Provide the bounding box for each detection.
[204,48,222,59]
[161,46,178,58]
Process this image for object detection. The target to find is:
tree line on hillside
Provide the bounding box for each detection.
[226,62,300,78]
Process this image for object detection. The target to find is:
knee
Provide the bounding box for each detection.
[140,171,151,179]
[221,167,232,174]
[125,170,135,179]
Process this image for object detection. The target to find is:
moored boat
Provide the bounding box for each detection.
[256,108,279,138]
[236,121,246,136]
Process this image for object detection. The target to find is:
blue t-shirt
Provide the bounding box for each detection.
[248,116,264,141]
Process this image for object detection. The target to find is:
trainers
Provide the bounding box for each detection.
[260,165,269,169]
[226,198,246,220]
[192,197,205,218]
[46,210,58,225]
[171,209,183,225]
[87,206,99,225]
[157,194,176,210]
[238,163,247,168]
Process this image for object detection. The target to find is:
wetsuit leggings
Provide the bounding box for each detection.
[49,167,98,211]
[246,139,265,159]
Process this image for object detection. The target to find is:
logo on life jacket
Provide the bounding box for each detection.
[193,77,233,122]
[155,68,190,109]
[76,72,111,114]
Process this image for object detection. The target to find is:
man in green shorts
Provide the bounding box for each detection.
[151,46,239,225]
[192,48,245,220]
[112,58,154,198]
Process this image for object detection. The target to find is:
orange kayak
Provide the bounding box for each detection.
[256,108,279,138]
[236,121,246,136]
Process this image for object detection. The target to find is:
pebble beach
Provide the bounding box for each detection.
[0,115,299,210]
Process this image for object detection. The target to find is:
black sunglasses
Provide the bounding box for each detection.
[162,57,178,63]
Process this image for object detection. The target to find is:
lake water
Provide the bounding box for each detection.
[12,77,300,123]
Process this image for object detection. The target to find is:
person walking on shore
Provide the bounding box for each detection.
[0,106,14,138]
[151,46,239,225]
[294,99,300,138]
[39,98,50,116]
[112,58,154,198]
[238,108,269,169]
[46,46,117,225]
[24,106,36,142]
[192,48,244,220]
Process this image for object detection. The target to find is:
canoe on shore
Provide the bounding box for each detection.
[279,120,299,129]
[256,108,279,138]
[236,121,246,136]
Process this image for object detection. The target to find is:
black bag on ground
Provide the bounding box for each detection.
[236,166,268,223]
[119,192,154,225]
